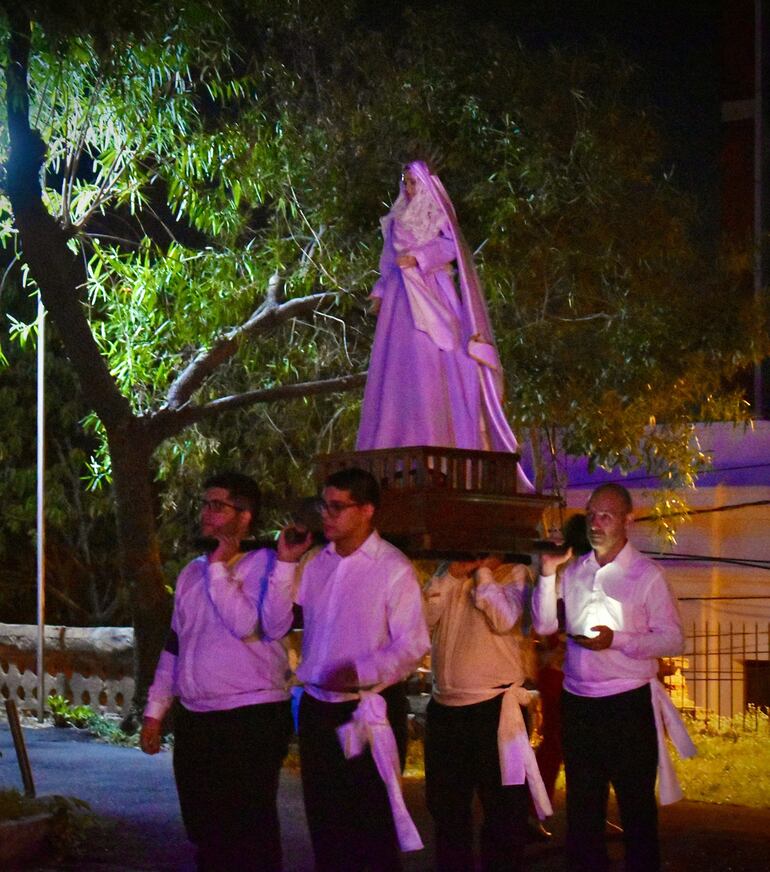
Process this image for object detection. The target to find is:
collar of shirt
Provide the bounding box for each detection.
[583,539,636,574]
[323,529,383,561]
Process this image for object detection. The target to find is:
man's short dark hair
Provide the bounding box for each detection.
[589,483,633,514]
[203,471,261,529]
[324,467,381,509]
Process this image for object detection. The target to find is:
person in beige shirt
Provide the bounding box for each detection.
[424,557,540,871]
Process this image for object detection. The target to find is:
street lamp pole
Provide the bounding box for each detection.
[36,298,46,722]
[755,0,770,416]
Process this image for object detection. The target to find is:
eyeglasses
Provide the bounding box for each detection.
[315,498,361,518]
[200,498,243,514]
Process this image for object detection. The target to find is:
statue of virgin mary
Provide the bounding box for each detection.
[356,160,532,491]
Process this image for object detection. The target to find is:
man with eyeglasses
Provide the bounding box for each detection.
[276,467,429,871]
[140,471,295,872]
[532,483,694,872]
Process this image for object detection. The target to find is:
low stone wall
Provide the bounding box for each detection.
[0,624,135,716]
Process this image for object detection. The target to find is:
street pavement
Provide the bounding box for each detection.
[2,722,769,871]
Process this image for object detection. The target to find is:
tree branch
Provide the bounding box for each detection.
[164,283,339,409]
[551,313,612,323]
[62,84,101,227]
[45,582,92,619]
[150,372,367,442]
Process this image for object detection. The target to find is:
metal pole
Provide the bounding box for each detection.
[36,298,46,722]
[755,0,770,416]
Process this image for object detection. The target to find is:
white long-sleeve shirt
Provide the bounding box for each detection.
[285,531,429,703]
[532,541,685,697]
[425,564,529,706]
[145,549,293,719]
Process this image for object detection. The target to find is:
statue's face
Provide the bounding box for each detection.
[403,170,418,200]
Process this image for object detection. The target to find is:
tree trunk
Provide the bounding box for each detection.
[108,419,170,715]
[4,12,168,716]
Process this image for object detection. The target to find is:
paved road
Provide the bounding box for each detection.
[2,723,770,871]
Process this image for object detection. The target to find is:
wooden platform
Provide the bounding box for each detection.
[315,446,560,558]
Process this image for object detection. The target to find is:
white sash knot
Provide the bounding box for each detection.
[336,690,424,852]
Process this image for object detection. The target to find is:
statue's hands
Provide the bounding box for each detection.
[396,254,418,269]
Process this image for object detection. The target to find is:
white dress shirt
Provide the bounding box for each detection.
[532,541,685,698]
[424,564,528,706]
[145,549,294,720]
[285,530,429,703]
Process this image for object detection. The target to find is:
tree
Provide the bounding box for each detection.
[1,1,374,704]
[1,1,764,705]
[283,7,765,532]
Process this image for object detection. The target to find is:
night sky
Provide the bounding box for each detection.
[367,0,723,229]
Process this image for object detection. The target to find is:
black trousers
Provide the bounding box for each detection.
[425,694,530,872]
[562,684,660,872]
[298,684,408,872]
[173,699,293,872]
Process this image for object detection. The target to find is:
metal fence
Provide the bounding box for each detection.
[664,622,770,731]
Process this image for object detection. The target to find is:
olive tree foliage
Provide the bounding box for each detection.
[0,0,376,700]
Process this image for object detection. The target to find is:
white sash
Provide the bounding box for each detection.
[336,690,424,852]
[497,684,554,820]
[649,679,697,804]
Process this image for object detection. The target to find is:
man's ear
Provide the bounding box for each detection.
[239,509,253,536]
[361,503,376,523]
[625,513,635,530]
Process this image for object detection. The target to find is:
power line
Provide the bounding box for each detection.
[636,499,770,522]
[644,550,770,571]
[565,461,770,490]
